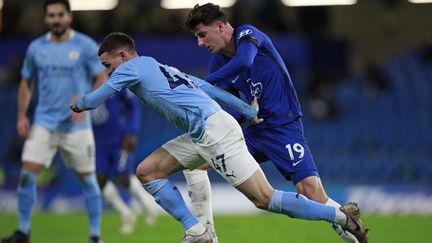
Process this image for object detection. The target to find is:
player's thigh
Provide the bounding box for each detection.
[260,125,319,184]
[197,111,260,187]
[162,133,206,169]
[21,125,58,168]
[58,129,96,174]
[137,146,187,182]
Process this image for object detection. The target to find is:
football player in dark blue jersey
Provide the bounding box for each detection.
[91,89,158,234]
[183,3,367,243]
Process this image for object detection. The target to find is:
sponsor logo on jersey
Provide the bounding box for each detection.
[238,29,253,39]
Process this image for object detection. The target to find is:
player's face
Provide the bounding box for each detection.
[194,21,227,54]
[45,3,72,37]
[100,52,123,76]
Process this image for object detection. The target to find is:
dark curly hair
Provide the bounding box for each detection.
[184,3,227,31]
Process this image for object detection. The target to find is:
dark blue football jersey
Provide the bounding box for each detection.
[207,24,302,129]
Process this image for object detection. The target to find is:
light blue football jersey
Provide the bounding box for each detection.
[106,56,221,141]
[21,30,105,131]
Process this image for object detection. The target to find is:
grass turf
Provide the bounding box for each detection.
[0,212,431,242]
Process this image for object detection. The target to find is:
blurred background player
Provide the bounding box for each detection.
[91,89,158,234]
[71,32,368,243]
[1,1,106,243]
[183,3,365,243]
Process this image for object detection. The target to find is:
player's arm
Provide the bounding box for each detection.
[73,61,140,113]
[70,83,116,112]
[17,78,33,139]
[198,81,262,124]
[205,42,258,84]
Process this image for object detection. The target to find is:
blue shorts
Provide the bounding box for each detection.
[95,142,133,177]
[244,118,319,185]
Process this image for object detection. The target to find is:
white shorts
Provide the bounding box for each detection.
[162,111,259,187]
[22,125,96,173]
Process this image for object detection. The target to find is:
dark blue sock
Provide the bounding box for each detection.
[80,174,102,237]
[267,190,335,222]
[143,179,198,230]
[18,169,37,234]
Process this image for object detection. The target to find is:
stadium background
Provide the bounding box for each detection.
[0,0,431,234]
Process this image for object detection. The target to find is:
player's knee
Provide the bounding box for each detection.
[136,162,150,183]
[136,162,160,183]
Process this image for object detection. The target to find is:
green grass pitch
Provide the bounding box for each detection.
[0,212,431,242]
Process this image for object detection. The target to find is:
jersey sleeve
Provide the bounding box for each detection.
[204,25,265,84]
[194,77,257,120]
[74,83,117,110]
[106,62,140,91]
[21,43,37,81]
[205,42,258,84]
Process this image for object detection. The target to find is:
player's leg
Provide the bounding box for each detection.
[267,118,365,242]
[116,152,158,226]
[136,140,212,242]
[61,129,102,242]
[199,112,366,239]
[203,139,343,224]
[126,174,158,225]
[1,126,57,243]
[105,180,138,234]
[95,144,137,234]
[183,129,266,243]
[296,176,359,243]
[183,166,217,241]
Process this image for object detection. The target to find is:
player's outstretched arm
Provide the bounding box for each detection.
[198,81,263,125]
[70,84,117,112]
[205,42,258,84]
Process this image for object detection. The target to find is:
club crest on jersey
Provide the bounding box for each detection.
[68,50,79,61]
[247,78,263,98]
[238,29,253,39]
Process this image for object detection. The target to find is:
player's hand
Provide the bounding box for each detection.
[122,134,138,152]
[250,96,264,125]
[17,116,30,139]
[70,94,83,113]
[241,97,264,128]
[70,94,87,123]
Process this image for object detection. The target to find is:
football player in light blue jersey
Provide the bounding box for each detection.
[71,32,363,243]
[183,3,368,243]
[1,1,105,243]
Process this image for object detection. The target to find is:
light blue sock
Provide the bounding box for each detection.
[143,179,199,230]
[267,190,335,222]
[80,174,102,237]
[17,169,37,234]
